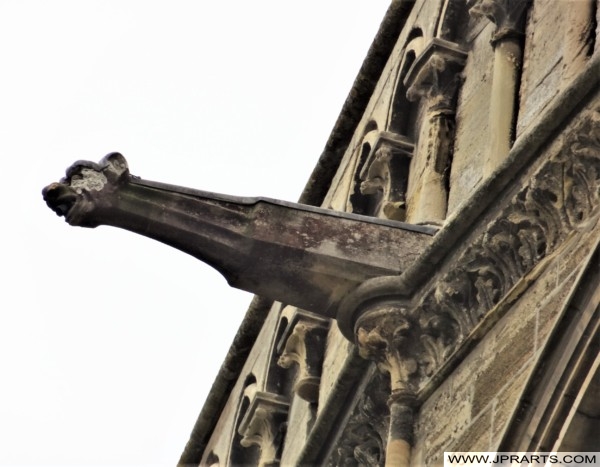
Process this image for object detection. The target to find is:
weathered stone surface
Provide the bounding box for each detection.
[318,324,355,411]
[471,308,535,414]
[491,365,532,448]
[279,397,312,466]
[40,2,600,465]
[448,408,493,454]
[43,153,434,318]
[517,0,566,135]
[447,25,493,213]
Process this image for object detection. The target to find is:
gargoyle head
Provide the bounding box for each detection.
[42,152,129,227]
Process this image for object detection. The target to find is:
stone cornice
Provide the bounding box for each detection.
[339,55,600,398]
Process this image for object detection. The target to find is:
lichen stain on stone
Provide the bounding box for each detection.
[70,169,107,193]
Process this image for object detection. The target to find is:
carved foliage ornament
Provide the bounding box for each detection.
[356,106,600,388]
[424,107,600,374]
[327,372,391,467]
[356,307,420,393]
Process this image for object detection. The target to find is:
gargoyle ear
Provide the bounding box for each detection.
[100,152,129,180]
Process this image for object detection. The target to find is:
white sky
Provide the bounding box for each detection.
[0,2,389,465]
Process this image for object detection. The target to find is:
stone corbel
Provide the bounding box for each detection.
[276,309,330,403]
[404,38,468,113]
[357,131,413,221]
[238,392,289,467]
[467,0,528,44]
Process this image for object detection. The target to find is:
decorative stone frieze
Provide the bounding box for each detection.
[356,131,413,221]
[238,392,289,467]
[327,372,390,467]
[276,309,329,403]
[467,0,529,43]
[346,105,600,393]
[425,105,600,348]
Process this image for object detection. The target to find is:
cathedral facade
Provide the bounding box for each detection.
[174,1,600,465]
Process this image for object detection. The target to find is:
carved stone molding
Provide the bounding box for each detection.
[238,392,289,467]
[327,372,391,467]
[276,309,330,403]
[344,104,600,392]
[404,38,468,113]
[356,131,413,221]
[424,105,600,348]
[467,0,529,43]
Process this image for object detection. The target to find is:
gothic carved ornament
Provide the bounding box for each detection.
[356,131,413,221]
[276,309,329,403]
[404,38,467,112]
[346,105,600,395]
[42,153,436,318]
[467,0,529,43]
[238,392,289,467]
[327,371,391,467]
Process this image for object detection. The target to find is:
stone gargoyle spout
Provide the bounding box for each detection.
[43,153,435,317]
[43,152,130,227]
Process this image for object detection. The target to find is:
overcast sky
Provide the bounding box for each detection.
[0,2,389,465]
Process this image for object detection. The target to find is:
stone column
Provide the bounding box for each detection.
[468,0,529,177]
[404,38,467,225]
[276,309,329,403]
[355,307,420,467]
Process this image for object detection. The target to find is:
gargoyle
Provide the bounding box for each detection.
[43,152,129,228]
[43,153,435,318]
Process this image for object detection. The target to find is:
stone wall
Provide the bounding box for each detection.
[193,1,600,465]
[413,223,600,465]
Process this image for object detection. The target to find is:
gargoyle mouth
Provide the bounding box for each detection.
[42,182,78,218]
